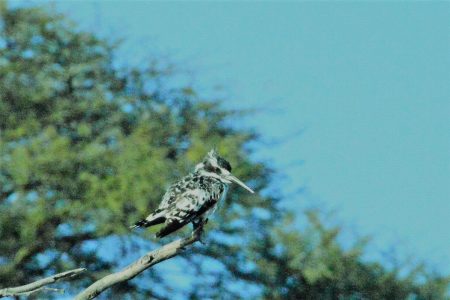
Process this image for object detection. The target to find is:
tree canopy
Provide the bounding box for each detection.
[0,4,448,299]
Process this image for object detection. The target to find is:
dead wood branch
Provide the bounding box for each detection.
[0,268,86,298]
[74,226,203,300]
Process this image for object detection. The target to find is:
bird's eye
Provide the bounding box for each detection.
[214,167,221,173]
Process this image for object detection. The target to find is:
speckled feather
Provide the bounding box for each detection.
[161,173,225,221]
[130,149,252,238]
[133,172,226,237]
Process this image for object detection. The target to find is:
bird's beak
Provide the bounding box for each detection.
[226,174,255,193]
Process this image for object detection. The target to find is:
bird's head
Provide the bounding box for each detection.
[195,149,254,193]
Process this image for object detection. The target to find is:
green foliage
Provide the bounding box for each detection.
[0,4,448,299]
[248,210,450,299]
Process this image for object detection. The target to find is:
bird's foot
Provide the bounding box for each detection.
[192,221,206,244]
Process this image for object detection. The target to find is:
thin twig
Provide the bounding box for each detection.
[75,226,204,300]
[0,268,86,298]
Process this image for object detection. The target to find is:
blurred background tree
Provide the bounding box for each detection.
[0,3,448,299]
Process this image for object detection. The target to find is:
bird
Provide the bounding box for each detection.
[130,149,254,238]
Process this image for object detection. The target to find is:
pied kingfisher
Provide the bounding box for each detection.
[131,149,254,238]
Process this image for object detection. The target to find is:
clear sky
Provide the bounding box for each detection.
[22,1,449,272]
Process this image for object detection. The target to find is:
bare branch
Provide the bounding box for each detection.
[0,268,86,298]
[75,227,204,300]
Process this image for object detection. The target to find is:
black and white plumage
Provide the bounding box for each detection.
[131,149,254,238]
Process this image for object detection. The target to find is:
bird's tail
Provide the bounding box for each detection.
[130,211,165,229]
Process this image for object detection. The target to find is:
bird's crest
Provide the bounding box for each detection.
[207,148,218,158]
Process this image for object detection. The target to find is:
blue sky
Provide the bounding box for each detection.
[21,1,449,272]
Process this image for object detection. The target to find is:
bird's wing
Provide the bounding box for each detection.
[156,189,217,238]
[158,187,176,211]
[170,189,210,219]
[158,174,193,210]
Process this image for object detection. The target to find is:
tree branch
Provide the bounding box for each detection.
[74,226,204,300]
[0,268,86,298]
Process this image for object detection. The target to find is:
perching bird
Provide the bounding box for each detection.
[131,149,254,238]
